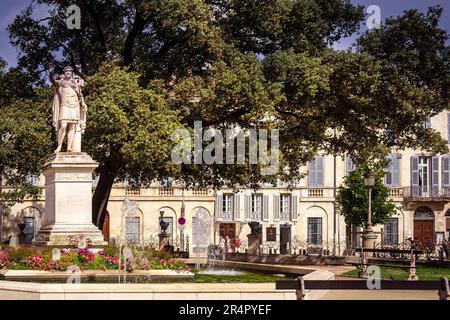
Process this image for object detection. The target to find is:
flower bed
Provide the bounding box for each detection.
[0,247,190,273]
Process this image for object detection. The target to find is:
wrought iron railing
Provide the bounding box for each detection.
[402,186,450,199]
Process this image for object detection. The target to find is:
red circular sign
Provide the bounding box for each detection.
[178,217,186,225]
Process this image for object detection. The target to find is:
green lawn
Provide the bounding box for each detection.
[192,271,297,283]
[343,266,450,280]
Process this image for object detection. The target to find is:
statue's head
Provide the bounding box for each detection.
[63,66,73,79]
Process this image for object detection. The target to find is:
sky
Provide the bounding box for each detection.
[0,0,449,67]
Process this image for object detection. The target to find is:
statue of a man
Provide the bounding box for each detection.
[49,65,87,153]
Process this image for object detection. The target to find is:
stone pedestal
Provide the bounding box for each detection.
[33,153,106,246]
[362,231,377,250]
[159,233,170,251]
[247,234,262,255]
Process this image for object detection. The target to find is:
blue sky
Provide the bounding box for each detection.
[0,0,449,67]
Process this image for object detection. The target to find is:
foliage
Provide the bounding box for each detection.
[0,1,448,227]
[0,246,189,272]
[336,164,397,227]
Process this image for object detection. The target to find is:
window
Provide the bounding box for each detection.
[422,117,431,129]
[385,155,401,187]
[307,217,322,245]
[280,194,291,220]
[26,174,39,186]
[346,156,356,175]
[308,156,324,187]
[160,217,173,244]
[222,194,233,219]
[125,217,140,244]
[250,194,262,220]
[384,218,399,245]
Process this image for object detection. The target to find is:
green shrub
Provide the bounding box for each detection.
[100,245,119,257]
[8,247,39,262]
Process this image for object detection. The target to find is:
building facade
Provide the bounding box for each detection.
[1,111,450,254]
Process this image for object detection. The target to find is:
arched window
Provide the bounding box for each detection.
[414,206,434,220]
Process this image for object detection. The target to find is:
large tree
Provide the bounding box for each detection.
[2,1,449,228]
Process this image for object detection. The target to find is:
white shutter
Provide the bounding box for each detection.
[274,195,280,221]
[234,194,240,221]
[216,194,223,220]
[291,195,298,221]
[245,195,251,220]
[432,157,440,197]
[263,195,269,221]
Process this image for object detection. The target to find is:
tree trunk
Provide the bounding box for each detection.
[92,167,116,229]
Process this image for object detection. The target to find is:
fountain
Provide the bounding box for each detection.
[117,198,138,283]
[192,208,213,271]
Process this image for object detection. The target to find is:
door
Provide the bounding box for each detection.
[280,225,291,254]
[24,217,35,244]
[414,220,434,247]
[219,223,235,252]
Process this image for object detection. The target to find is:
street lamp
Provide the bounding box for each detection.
[362,170,377,249]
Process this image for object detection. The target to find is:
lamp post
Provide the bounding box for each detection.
[362,170,377,249]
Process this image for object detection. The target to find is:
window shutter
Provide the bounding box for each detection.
[274,195,280,221]
[385,156,394,186]
[392,156,401,187]
[411,156,419,197]
[263,195,269,221]
[316,156,324,187]
[308,159,316,187]
[346,156,354,175]
[442,156,450,186]
[216,194,223,220]
[432,157,440,197]
[291,195,298,221]
[233,194,240,220]
[245,195,250,220]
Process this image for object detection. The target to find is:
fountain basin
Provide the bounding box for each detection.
[0,269,194,283]
[197,269,245,276]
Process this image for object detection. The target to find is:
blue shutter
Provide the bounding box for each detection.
[385,156,393,186]
[442,156,450,186]
[411,156,419,197]
[316,156,324,187]
[308,159,316,187]
[432,157,440,197]
[346,156,355,175]
[392,156,401,187]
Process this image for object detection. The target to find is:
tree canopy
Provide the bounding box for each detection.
[1,1,449,227]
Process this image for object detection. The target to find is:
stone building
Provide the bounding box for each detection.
[1,111,450,254]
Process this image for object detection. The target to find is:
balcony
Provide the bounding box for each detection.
[308,189,324,197]
[388,188,403,198]
[402,186,450,201]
